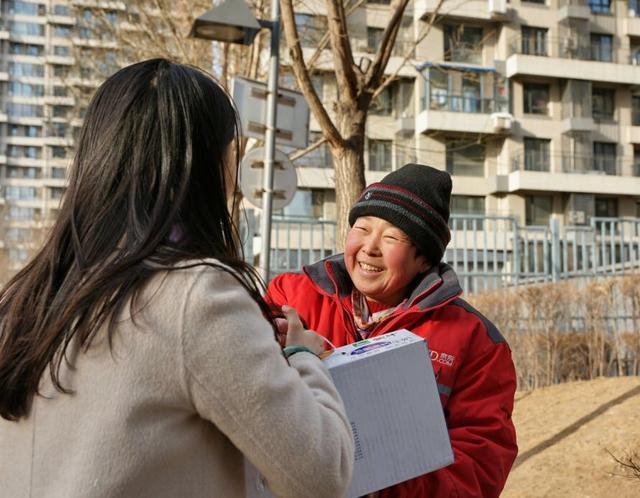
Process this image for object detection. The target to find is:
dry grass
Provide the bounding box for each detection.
[469,274,640,391]
[504,377,640,497]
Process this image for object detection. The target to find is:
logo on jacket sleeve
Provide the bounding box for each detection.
[430,349,456,367]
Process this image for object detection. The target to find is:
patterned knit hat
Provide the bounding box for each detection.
[348,163,452,264]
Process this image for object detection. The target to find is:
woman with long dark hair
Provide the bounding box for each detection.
[0,59,353,498]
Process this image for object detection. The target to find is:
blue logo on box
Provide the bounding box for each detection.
[351,341,391,355]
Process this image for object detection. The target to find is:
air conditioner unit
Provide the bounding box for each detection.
[488,0,507,16]
[567,210,586,225]
[491,112,513,132]
[565,193,594,226]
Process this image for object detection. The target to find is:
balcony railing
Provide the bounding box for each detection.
[352,38,415,58]
[427,94,508,114]
[511,152,551,172]
[509,36,640,65]
[511,153,632,176]
[563,154,621,175]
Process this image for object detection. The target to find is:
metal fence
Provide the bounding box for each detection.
[241,212,640,293]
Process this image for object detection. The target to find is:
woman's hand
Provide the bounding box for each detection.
[282,305,325,356]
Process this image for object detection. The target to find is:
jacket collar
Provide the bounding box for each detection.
[303,254,462,311]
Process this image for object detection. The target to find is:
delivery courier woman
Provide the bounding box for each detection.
[267,163,518,498]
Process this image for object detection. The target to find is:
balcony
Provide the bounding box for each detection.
[557,0,591,20]
[395,116,415,136]
[417,95,512,134]
[491,153,640,194]
[415,0,508,21]
[507,37,640,85]
[561,117,595,133]
[418,63,511,134]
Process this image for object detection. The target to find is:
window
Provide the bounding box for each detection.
[444,25,483,64]
[7,166,39,179]
[523,83,549,114]
[53,4,70,16]
[446,140,485,176]
[49,187,65,200]
[595,197,618,217]
[52,106,70,118]
[78,27,92,39]
[524,138,550,171]
[8,22,44,36]
[9,43,43,56]
[8,249,30,263]
[525,195,553,225]
[295,14,326,47]
[521,27,547,56]
[634,144,640,176]
[50,123,68,137]
[633,95,640,125]
[53,45,70,56]
[367,27,384,53]
[593,142,617,174]
[52,25,71,38]
[53,65,69,78]
[9,125,41,137]
[426,67,491,113]
[53,86,68,97]
[369,86,393,115]
[450,196,485,227]
[590,33,613,62]
[7,145,42,159]
[368,140,392,171]
[51,167,66,179]
[51,146,67,159]
[9,62,44,78]
[5,186,38,200]
[105,11,119,24]
[297,131,332,168]
[8,82,44,97]
[7,2,45,16]
[6,103,44,117]
[281,189,313,218]
[589,0,611,14]
[592,88,615,120]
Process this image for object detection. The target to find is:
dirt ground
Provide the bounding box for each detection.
[502,376,640,497]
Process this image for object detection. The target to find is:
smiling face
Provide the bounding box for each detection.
[344,216,430,306]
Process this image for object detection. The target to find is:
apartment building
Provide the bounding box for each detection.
[0,0,123,273]
[280,0,640,232]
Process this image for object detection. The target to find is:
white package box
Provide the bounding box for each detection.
[245,329,453,498]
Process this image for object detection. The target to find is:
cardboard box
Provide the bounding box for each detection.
[246,329,453,498]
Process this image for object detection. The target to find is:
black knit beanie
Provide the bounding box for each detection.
[348,163,452,264]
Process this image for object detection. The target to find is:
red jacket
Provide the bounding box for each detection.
[267,255,518,498]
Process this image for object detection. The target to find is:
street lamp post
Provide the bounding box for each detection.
[191,0,280,282]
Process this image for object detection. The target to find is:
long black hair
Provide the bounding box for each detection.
[0,59,274,420]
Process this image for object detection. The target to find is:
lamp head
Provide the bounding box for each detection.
[190,0,262,45]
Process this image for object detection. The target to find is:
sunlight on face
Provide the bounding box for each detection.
[344,216,430,306]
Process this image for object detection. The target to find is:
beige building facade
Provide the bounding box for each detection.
[0,0,119,273]
[285,0,640,232]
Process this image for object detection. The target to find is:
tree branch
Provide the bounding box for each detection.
[324,0,359,101]
[280,0,343,148]
[289,136,326,160]
[371,0,444,99]
[306,0,365,73]
[364,0,410,89]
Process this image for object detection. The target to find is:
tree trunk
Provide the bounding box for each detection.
[331,107,367,251]
[333,145,366,250]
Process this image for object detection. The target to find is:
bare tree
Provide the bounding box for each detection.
[610,449,640,481]
[280,0,443,245]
